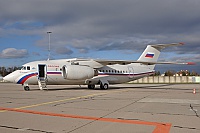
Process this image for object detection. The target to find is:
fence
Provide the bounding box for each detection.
[130,76,200,83]
[0,77,3,82]
[1,76,200,84]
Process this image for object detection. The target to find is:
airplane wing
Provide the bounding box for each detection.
[68,58,194,68]
[93,59,195,66]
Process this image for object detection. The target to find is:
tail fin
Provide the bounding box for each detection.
[137,43,184,62]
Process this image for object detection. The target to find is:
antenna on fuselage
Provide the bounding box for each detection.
[47,31,52,60]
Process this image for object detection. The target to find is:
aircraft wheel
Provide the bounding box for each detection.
[100,83,109,90]
[24,86,30,91]
[88,84,95,89]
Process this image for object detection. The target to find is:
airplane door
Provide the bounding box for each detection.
[128,66,134,79]
[38,64,46,79]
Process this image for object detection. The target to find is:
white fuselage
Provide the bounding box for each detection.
[4,59,154,86]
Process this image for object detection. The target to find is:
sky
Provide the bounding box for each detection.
[0,0,200,74]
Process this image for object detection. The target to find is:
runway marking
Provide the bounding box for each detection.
[0,107,171,133]
[16,89,133,109]
[139,98,200,104]
[0,89,133,113]
[0,92,107,113]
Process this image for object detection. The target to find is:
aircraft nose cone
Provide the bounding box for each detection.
[3,74,15,82]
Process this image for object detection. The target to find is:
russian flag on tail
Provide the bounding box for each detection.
[145,52,154,58]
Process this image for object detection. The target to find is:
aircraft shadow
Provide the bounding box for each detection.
[28,84,193,91]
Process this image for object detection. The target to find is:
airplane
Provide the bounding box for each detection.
[3,43,194,91]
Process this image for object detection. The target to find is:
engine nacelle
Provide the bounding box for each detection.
[62,65,96,80]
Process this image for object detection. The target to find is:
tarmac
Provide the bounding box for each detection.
[0,83,200,133]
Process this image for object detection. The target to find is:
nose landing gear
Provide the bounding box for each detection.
[23,83,30,91]
[24,86,30,91]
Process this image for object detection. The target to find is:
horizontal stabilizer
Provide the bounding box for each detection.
[150,42,184,50]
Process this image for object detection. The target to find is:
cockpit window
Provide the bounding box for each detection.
[27,66,30,70]
[21,66,26,70]
[21,66,31,70]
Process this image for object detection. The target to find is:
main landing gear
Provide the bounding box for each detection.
[100,83,109,90]
[88,84,95,89]
[99,79,109,90]
[88,80,109,90]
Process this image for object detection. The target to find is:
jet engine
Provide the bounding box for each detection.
[62,65,97,80]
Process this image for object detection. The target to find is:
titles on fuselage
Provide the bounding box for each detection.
[48,65,59,68]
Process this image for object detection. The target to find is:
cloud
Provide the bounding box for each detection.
[0,0,200,57]
[55,46,73,55]
[0,48,28,59]
[79,48,89,54]
[32,52,40,56]
[97,37,156,51]
[168,54,200,63]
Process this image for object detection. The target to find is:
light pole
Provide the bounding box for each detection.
[47,31,52,60]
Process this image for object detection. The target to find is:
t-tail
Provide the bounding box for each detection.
[137,43,184,69]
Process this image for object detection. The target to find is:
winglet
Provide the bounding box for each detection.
[187,62,196,65]
[179,42,185,45]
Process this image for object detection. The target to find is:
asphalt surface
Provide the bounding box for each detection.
[0,83,200,133]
